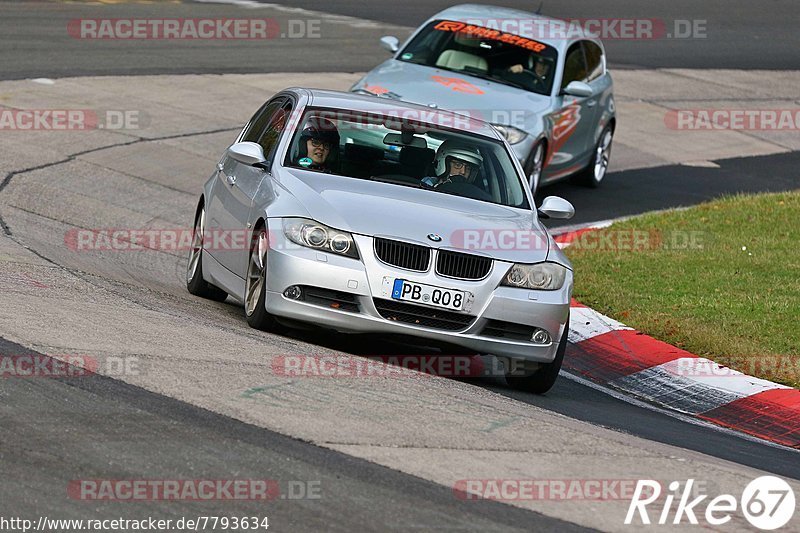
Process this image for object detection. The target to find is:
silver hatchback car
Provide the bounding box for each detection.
[187,88,575,393]
[351,4,616,193]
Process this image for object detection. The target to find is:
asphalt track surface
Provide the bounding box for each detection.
[542,150,800,229]
[2,0,799,81]
[0,337,584,532]
[286,329,800,480]
[2,1,800,531]
[264,0,800,70]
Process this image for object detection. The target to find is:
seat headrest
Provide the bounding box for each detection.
[435,50,488,72]
[399,146,435,177]
[454,32,482,48]
[345,143,383,162]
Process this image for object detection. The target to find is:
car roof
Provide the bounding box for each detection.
[285,88,504,141]
[429,3,601,53]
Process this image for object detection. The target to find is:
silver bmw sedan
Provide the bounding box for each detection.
[187,88,575,393]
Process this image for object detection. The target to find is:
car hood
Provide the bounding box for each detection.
[275,168,551,263]
[355,60,551,125]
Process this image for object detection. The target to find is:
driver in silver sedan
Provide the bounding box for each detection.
[422,141,483,188]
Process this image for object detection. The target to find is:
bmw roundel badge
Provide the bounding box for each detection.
[427,233,442,242]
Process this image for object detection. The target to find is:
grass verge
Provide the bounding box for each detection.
[564,191,800,388]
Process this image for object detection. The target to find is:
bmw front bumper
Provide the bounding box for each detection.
[264,219,571,363]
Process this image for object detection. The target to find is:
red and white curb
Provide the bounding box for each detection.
[554,226,800,449]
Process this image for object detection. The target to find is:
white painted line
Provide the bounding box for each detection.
[568,305,633,343]
[30,78,55,85]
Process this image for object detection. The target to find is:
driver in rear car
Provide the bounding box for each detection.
[504,55,551,86]
[422,141,483,188]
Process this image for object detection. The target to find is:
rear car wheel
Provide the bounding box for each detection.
[573,126,613,188]
[186,205,228,302]
[244,226,280,331]
[523,141,545,195]
[505,318,569,394]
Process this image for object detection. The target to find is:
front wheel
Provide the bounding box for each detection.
[523,141,546,195]
[244,227,280,331]
[186,205,228,301]
[505,318,569,394]
[573,126,613,188]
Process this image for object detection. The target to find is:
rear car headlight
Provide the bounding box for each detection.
[501,262,567,290]
[283,218,359,259]
[492,124,528,144]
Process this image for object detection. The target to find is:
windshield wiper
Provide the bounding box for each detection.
[437,65,545,94]
[462,69,528,91]
[367,175,424,189]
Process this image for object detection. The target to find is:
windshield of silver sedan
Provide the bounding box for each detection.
[284,107,530,209]
[397,19,559,96]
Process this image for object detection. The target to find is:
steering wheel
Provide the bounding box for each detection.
[514,69,547,91]
[438,179,493,202]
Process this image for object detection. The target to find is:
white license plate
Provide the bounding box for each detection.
[386,278,470,312]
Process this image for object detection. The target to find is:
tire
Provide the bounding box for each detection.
[573,126,613,188]
[244,225,280,331]
[505,318,569,394]
[523,140,546,195]
[186,204,228,302]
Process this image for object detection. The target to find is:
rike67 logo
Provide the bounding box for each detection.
[626,476,796,530]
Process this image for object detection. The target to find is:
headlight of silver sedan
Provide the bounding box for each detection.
[501,262,567,290]
[283,218,359,259]
[492,124,528,144]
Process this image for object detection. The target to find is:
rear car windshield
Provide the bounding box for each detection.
[398,19,559,96]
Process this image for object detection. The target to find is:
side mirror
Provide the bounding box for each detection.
[380,35,399,53]
[538,196,575,220]
[227,142,267,168]
[561,81,594,98]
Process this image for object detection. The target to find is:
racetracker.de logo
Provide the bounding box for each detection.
[453,479,649,501]
[0,355,97,378]
[67,18,320,40]
[455,17,707,40]
[272,355,488,378]
[0,109,146,131]
[67,480,280,501]
[64,228,297,252]
[665,109,800,130]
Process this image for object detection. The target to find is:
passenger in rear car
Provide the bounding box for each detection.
[294,117,341,173]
